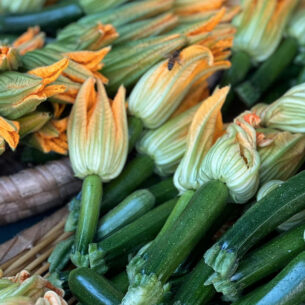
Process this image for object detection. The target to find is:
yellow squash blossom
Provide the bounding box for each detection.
[0,58,68,119]
[0,116,19,155]
[234,0,299,62]
[0,45,20,71]
[174,86,228,192]
[13,26,45,55]
[29,118,68,155]
[68,77,128,180]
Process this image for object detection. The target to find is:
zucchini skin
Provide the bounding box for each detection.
[101,154,155,213]
[69,268,123,305]
[205,170,305,277]
[233,250,305,305]
[232,223,305,293]
[0,0,83,34]
[96,189,156,240]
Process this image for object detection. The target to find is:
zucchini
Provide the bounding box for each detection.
[148,177,178,203]
[233,250,305,305]
[96,189,156,240]
[236,37,299,107]
[0,0,83,34]
[122,180,228,305]
[172,259,215,305]
[127,116,143,153]
[111,272,129,294]
[204,170,305,278]
[101,155,155,213]
[69,268,123,305]
[89,198,177,274]
[207,223,305,300]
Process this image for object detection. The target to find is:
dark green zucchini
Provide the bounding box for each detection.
[207,223,305,300]
[89,198,177,274]
[122,181,228,305]
[69,268,123,305]
[204,170,305,278]
[0,0,83,35]
[96,189,156,240]
[233,250,305,305]
[101,154,155,213]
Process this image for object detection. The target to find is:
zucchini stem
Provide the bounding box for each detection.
[71,175,103,267]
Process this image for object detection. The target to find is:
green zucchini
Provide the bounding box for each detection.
[69,268,123,305]
[233,251,305,305]
[127,116,143,153]
[88,198,177,274]
[48,236,74,273]
[236,37,299,107]
[111,272,129,294]
[0,0,83,34]
[207,223,305,300]
[172,259,215,305]
[204,170,305,278]
[96,189,156,240]
[122,180,228,305]
[148,177,178,203]
[101,155,155,213]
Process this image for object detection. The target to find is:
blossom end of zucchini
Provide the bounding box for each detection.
[204,243,238,278]
[70,251,89,268]
[122,273,165,305]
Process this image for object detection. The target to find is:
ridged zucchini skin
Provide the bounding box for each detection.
[204,170,305,278]
[69,268,123,305]
[0,0,83,34]
[233,250,305,305]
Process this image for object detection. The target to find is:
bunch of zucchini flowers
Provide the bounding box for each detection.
[1,0,305,305]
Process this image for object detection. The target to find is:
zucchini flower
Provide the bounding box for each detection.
[128,45,214,129]
[0,270,66,305]
[27,117,68,155]
[233,0,298,63]
[12,26,45,55]
[17,111,51,138]
[0,116,19,155]
[23,47,109,86]
[200,112,261,203]
[174,86,228,192]
[257,128,305,184]
[136,104,199,176]
[0,0,46,13]
[174,0,225,16]
[0,58,68,119]
[253,83,305,133]
[56,22,118,51]
[67,77,128,267]
[0,45,21,71]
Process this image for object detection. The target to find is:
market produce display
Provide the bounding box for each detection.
[0,0,305,304]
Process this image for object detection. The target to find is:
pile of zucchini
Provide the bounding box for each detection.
[1,0,305,305]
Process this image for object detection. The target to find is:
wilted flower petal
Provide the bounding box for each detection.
[199,113,260,203]
[27,118,68,155]
[0,46,21,71]
[13,27,45,55]
[258,128,305,184]
[0,116,19,154]
[174,86,228,192]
